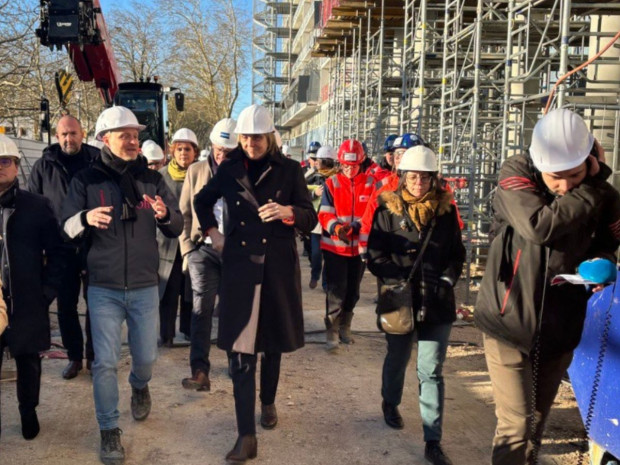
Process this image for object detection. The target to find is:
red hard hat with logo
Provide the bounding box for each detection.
[337,139,365,165]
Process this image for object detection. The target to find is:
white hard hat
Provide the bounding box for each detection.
[141,140,164,161]
[235,104,275,135]
[281,144,291,155]
[171,128,199,146]
[210,118,238,149]
[316,145,337,160]
[530,108,594,172]
[399,145,438,172]
[274,129,282,148]
[0,135,21,159]
[199,149,209,161]
[95,106,145,141]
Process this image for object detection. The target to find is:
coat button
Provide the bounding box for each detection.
[241,241,246,246]
[262,238,267,244]
[240,221,246,226]
[236,201,240,206]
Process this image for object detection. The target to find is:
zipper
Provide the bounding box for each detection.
[500,248,522,315]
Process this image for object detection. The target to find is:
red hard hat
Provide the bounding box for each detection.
[337,139,365,165]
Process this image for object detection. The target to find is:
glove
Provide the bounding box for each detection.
[334,224,351,244]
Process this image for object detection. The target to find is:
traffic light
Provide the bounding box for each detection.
[40,98,50,133]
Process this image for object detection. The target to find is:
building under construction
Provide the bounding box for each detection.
[252,0,620,296]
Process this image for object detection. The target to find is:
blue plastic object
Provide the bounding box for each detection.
[383,135,398,152]
[308,141,321,154]
[578,259,617,284]
[568,274,620,459]
[392,133,426,150]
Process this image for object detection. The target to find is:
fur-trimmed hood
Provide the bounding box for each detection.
[379,188,453,217]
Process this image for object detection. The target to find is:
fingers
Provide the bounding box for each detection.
[87,206,113,229]
[258,202,282,222]
[143,194,156,205]
[588,154,600,177]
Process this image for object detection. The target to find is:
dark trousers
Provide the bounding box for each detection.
[160,249,192,341]
[0,338,42,434]
[310,233,326,287]
[483,334,573,465]
[228,352,282,436]
[323,251,365,319]
[382,323,452,442]
[186,244,221,375]
[57,250,93,361]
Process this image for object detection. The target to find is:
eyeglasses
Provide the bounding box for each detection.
[405,173,432,183]
[0,158,16,168]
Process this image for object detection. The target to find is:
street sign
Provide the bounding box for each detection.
[55,70,74,107]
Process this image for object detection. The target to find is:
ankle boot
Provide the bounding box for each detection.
[325,315,340,351]
[339,312,355,344]
[225,434,257,463]
[260,403,278,429]
[100,427,125,465]
[21,409,40,440]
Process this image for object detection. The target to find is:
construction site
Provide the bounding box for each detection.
[252,0,620,289]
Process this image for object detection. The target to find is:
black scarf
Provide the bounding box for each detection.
[100,146,144,222]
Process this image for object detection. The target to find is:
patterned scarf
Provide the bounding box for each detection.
[401,188,439,231]
[167,158,189,182]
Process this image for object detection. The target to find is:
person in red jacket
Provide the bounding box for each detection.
[318,139,375,351]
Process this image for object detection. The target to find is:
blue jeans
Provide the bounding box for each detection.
[186,244,221,375]
[382,322,452,442]
[88,285,159,430]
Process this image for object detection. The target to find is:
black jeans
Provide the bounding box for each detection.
[57,249,93,362]
[186,244,221,375]
[323,251,365,319]
[160,248,192,341]
[0,337,42,428]
[228,352,282,436]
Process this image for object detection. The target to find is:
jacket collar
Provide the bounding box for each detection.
[42,143,100,164]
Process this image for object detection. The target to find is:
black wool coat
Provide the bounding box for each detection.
[194,148,317,354]
[367,188,465,325]
[0,185,65,356]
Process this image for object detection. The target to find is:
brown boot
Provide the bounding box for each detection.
[325,315,340,351]
[182,369,211,391]
[225,435,257,463]
[339,312,355,344]
[260,403,278,429]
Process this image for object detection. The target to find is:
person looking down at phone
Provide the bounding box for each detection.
[475,108,620,465]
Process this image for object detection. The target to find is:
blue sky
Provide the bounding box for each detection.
[99,0,253,118]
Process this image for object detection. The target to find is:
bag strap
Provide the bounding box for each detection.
[406,215,436,282]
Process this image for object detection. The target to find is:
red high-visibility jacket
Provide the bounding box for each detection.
[319,172,375,257]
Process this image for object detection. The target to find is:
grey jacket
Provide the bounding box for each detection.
[62,158,183,290]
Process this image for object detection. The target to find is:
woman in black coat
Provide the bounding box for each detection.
[367,146,464,465]
[0,139,64,440]
[193,104,317,463]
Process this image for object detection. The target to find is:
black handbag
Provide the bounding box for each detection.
[376,217,436,335]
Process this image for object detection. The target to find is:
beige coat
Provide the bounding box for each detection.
[0,278,7,335]
[179,160,214,256]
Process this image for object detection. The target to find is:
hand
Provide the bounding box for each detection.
[593,139,606,164]
[258,202,294,223]
[143,194,168,220]
[86,206,113,229]
[587,154,600,177]
[314,185,324,198]
[208,228,225,252]
[335,224,352,244]
[591,284,605,293]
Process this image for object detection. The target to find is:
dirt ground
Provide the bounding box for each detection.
[0,245,588,465]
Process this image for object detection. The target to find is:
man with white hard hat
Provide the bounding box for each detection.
[0,134,64,440]
[475,108,620,465]
[62,106,182,465]
[142,140,165,171]
[178,117,237,392]
[28,114,100,380]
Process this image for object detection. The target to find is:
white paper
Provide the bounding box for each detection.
[551,274,600,286]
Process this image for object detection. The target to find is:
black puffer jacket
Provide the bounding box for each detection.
[367,188,465,324]
[27,143,100,220]
[62,157,183,290]
[475,153,620,357]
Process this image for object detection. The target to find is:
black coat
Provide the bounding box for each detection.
[367,189,465,325]
[194,148,317,353]
[0,185,65,356]
[27,143,100,220]
[475,153,620,357]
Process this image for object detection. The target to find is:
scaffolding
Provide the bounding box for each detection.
[254,0,620,302]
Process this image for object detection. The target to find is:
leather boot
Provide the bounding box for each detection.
[225,434,257,463]
[100,427,125,465]
[131,385,151,421]
[21,409,40,440]
[182,369,211,391]
[260,403,278,429]
[339,312,355,344]
[62,360,82,380]
[325,315,340,351]
[382,401,404,429]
